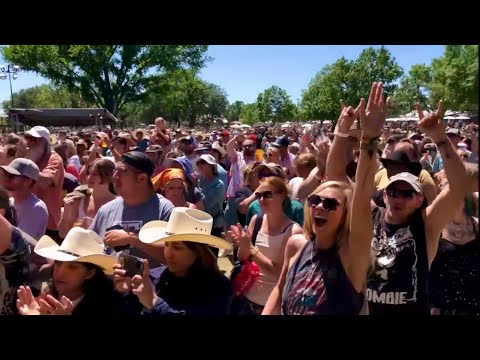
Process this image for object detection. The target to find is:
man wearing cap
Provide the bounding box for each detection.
[271,136,296,179]
[374,149,437,206]
[90,151,174,266]
[0,158,48,241]
[367,103,470,315]
[23,126,65,244]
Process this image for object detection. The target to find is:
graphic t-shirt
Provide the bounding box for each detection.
[366,207,430,315]
[90,194,174,266]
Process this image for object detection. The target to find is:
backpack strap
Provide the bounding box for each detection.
[251,213,264,246]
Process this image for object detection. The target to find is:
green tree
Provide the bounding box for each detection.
[2,84,91,110]
[255,85,296,123]
[301,47,403,122]
[391,64,431,115]
[1,45,210,116]
[226,101,244,122]
[240,103,260,125]
[121,70,228,127]
[429,45,478,112]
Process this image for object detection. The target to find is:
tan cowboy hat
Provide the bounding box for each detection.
[212,141,226,157]
[34,227,117,275]
[49,133,58,146]
[131,129,150,141]
[138,208,232,250]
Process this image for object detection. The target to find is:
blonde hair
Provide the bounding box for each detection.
[303,181,353,243]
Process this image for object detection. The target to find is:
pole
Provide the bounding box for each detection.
[8,66,14,108]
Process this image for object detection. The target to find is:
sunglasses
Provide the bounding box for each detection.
[307,195,341,212]
[386,188,416,199]
[255,191,274,200]
[197,160,208,166]
[267,153,274,157]
[243,144,254,149]
[258,172,276,180]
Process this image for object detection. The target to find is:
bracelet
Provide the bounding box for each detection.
[249,246,260,260]
[334,129,349,138]
[360,138,379,155]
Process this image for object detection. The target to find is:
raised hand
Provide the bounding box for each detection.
[360,82,391,139]
[131,260,157,309]
[228,223,251,247]
[336,100,358,134]
[416,101,445,142]
[16,286,40,315]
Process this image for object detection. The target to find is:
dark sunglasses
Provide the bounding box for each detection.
[386,188,416,199]
[197,160,208,166]
[307,195,341,212]
[255,191,274,199]
[258,172,276,180]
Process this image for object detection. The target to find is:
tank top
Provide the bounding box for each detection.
[244,222,295,306]
[281,238,364,315]
[367,207,429,315]
[429,217,480,315]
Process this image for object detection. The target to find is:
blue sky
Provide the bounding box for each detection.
[0,45,445,110]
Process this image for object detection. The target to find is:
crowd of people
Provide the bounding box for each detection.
[0,82,478,315]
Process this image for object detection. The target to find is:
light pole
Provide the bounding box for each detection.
[0,64,20,108]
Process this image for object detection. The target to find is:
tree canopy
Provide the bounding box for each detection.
[2,45,210,116]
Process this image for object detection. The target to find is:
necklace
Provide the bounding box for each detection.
[301,242,321,303]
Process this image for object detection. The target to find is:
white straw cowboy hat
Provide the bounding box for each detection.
[139,208,232,250]
[34,227,117,275]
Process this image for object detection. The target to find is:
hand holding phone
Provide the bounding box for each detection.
[105,224,130,252]
[119,254,144,278]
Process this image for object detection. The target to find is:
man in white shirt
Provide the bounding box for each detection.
[0,158,48,240]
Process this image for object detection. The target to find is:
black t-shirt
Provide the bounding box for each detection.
[367,207,430,315]
[429,219,480,315]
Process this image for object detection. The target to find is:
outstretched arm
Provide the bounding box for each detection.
[418,102,469,263]
[326,101,359,183]
[345,83,390,292]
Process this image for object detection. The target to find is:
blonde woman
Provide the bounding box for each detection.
[263,83,385,315]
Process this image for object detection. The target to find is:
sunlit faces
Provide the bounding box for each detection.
[163,178,186,201]
[308,187,346,235]
[255,183,285,213]
[383,181,423,222]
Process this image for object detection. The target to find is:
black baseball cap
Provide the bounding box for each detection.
[121,151,155,177]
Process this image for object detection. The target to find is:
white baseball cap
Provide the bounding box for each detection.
[25,126,50,143]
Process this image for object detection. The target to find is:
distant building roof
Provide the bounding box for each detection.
[8,108,118,127]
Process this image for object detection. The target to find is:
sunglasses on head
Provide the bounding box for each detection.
[258,172,276,180]
[255,190,274,199]
[386,188,416,199]
[307,194,341,212]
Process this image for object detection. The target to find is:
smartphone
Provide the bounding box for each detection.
[119,253,144,278]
